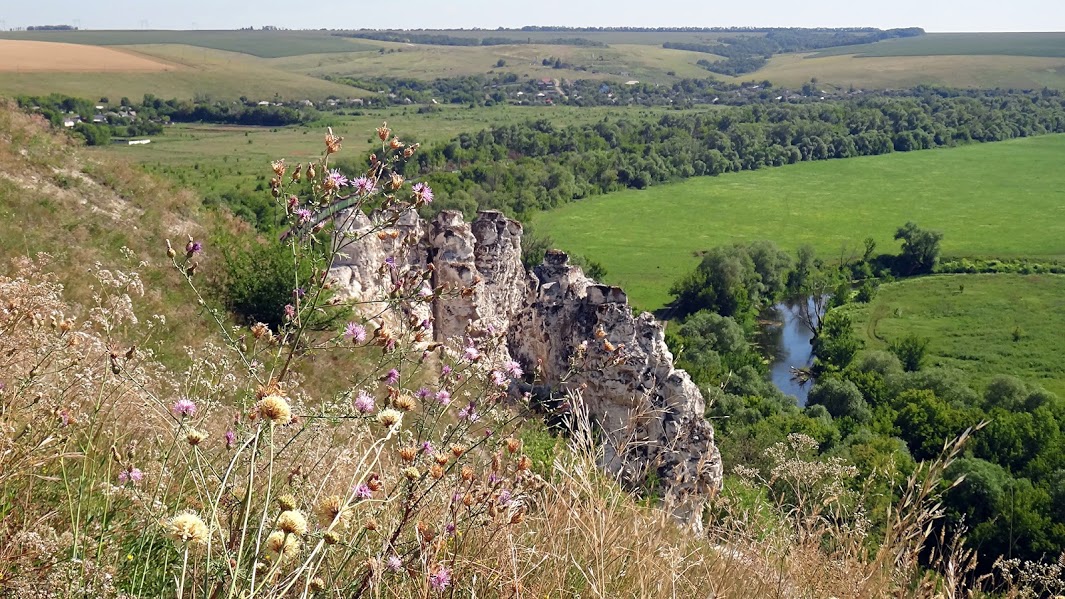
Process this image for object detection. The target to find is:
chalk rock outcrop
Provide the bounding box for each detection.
[331,209,722,524]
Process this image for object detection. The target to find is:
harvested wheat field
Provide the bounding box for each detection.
[0,39,173,72]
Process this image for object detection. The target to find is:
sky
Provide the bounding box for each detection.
[2,0,1063,32]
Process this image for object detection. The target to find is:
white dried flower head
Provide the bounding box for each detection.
[168,512,209,545]
[316,495,353,527]
[377,408,402,429]
[266,530,301,562]
[257,394,292,425]
[277,510,308,536]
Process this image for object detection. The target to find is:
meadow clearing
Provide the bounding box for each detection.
[843,274,1065,397]
[532,134,1065,311]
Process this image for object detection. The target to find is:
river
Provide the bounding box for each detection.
[759,298,818,405]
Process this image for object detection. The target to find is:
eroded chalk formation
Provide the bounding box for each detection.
[331,209,722,526]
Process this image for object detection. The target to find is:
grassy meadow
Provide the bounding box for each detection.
[533,134,1065,311]
[843,274,1065,396]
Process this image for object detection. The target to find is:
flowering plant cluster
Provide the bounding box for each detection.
[133,125,543,596]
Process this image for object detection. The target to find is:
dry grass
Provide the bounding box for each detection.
[0,40,175,72]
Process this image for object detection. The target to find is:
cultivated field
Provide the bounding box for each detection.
[0,39,173,72]
[844,274,1065,396]
[0,29,376,58]
[533,134,1065,310]
[812,32,1065,58]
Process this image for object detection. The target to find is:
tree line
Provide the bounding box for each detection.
[404,89,1065,219]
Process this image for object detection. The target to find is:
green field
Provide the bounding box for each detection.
[532,134,1065,311]
[843,274,1065,396]
[0,30,377,58]
[812,32,1065,58]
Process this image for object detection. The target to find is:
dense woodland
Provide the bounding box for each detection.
[405,89,1065,219]
[664,232,1065,570]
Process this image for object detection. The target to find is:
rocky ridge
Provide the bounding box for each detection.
[332,209,722,525]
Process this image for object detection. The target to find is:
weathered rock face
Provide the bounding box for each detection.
[332,209,722,524]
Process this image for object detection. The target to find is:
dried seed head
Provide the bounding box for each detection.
[310,577,326,592]
[168,512,209,545]
[185,429,208,447]
[434,452,450,466]
[393,395,416,412]
[277,494,299,511]
[377,409,402,429]
[367,474,383,492]
[376,123,390,141]
[403,466,421,481]
[323,530,341,545]
[461,466,474,482]
[517,455,532,471]
[430,464,444,479]
[389,137,404,150]
[316,495,352,527]
[250,322,272,341]
[389,171,404,190]
[506,438,521,454]
[266,531,300,561]
[277,510,308,536]
[364,518,378,531]
[450,444,467,458]
[325,128,343,154]
[272,159,286,177]
[462,493,474,507]
[399,446,418,463]
[257,394,292,425]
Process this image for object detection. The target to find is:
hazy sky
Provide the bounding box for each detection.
[2,0,1062,32]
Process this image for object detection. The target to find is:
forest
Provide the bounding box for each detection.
[404,88,1065,220]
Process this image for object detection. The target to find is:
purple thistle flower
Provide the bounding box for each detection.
[387,555,403,572]
[412,182,434,204]
[418,282,434,300]
[445,522,456,535]
[352,176,375,196]
[118,467,144,485]
[384,256,396,269]
[327,168,349,188]
[353,390,375,414]
[295,208,313,224]
[462,346,480,362]
[421,441,433,453]
[292,287,306,299]
[458,404,479,422]
[284,304,296,320]
[344,322,367,343]
[384,368,400,385]
[435,390,451,406]
[497,489,512,506]
[172,398,197,418]
[440,365,452,377]
[504,360,523,378]
[428,566,451,592]
[354,483,373,500]
[225,430,237,449]
[491,370,508,388]
[416,387,432,400]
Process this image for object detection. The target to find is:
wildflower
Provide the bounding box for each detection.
[377,408,402,429]
[225,429,236,449]
[394,394,416,411]
[353,390,375,414]
[416,387,432,400]
[412,182,434,204]
[251,322,272,340]
[325,168,349,190]
[257,394,293,425]
[458,404,479,423]
[266,531,300,562]
[384,368,400,385]
[344,322,367,343]
[118,467,144,485]
[292,287,306,299]
[497,489,512,506]
[428,565,452,592]
[277,510,308,536]
[504,360,523,378]
[317,495,352,527]
[435,390,451,406]
[168,512,209,545]
[421,441,433,453]
[352,176,375,196]
[284,303,296,320]
[387,555,403,572]
[491,370,508,388]
[462,346,480,362]
[185,239,202,257]
[277,494,299,511]
[353,483,373,500]
[418,281,434,300]
[295,209,312,225]
[185,429,208,446]
[325,128,343,154]
[171,398,197,418]
[441,364,452,376]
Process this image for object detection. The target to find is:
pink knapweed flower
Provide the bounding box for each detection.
[412,182,434,204]
[428,566,451,592]
[344,322,367,343]
[435,390,451,406]
[504,360,523,378]
[352,176,375,195]
[491,370,508,388]
[118,467,144,485]
[172,398,197,418]
[384,369,400,385]
[458,404,479,422]
[354,483,373,500]
[462,346,480,362]
[440,365,452,376]
[284,304,296,320]
[326,168,349,188]
[225,429,237,449]
[387,555,403,572]
[296,208,312,224]
[353,390,375,414]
